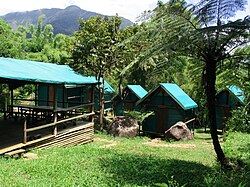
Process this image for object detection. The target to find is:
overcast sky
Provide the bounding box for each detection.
[0,0,249,22]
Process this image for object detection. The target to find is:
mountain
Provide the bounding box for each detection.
[1,5,134,35]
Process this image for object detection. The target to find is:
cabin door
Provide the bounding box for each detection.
[124,101,133,111]
[221,105,230,129]
[156,106,168,134]
[48,85,55,106]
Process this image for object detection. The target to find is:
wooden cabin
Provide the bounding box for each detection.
[38,77,116,114]
[137,83,198,135]
[112,85,148,116]
[112,94,123,116]
[90,77,116,113]
[0,57,98,155]
[215,86,246,130]
[122,85,148,111]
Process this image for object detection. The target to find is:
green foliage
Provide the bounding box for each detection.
[71,15,122,76]
[225,106,250,133]
[224,132,250,166]
[155,176,186,187]
[123,110,154,124]
[0,18,21,58]
[15,16,72,64]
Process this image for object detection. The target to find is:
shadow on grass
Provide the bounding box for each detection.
[98,152,214,186]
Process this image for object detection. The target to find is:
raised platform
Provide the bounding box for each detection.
[0,118,94,155]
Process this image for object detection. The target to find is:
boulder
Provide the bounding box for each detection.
[108,116,139,138]
[165,121,193,140]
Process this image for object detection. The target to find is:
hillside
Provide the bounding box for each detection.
[1,5,134,35]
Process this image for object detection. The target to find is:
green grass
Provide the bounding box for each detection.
[0,130,249,187]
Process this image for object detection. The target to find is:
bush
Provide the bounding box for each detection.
[226,106,250,133]
[123,110,154,124]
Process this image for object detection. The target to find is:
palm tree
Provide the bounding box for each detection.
[125,0,250,167]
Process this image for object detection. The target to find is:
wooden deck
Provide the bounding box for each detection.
[0,118,94,155]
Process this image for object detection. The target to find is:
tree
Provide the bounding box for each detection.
[71,15,123,128]
[0,18,21,58]
[15,16,72,64]
[125,0,250,167]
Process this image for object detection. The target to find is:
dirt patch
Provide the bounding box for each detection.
[100,143,117,148]
[94,138,115,143]
[22,152,38,160]
[94,138,117,148]
[143,139,196,149]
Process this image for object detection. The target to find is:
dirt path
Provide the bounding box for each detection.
[143,138,196,148]
[94,138,117,148]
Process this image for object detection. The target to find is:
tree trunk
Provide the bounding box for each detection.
[99,76,105,130]
[205,60,226,166]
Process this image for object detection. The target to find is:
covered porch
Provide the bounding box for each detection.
[0,57,98,155]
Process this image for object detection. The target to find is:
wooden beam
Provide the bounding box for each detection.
[24,118,27,144]
[26,112,95,132]
[53,85,58,136]
[90,85,95,122]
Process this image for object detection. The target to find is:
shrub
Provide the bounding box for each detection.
[123,110,154,124]
[226,106,250,133]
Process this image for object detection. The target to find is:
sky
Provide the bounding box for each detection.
[0,0,249,22]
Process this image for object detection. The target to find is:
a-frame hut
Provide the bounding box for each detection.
[137,83,198,135]
[112,85,147,116]
[0,57,98,155]
[122,85,148,111]
[89,77,116,113]
[112,94,123,116]
[215,86,246,130]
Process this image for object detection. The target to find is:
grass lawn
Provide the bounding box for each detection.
[0,130,249,187]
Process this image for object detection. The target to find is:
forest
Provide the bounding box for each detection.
[0,0,250,180]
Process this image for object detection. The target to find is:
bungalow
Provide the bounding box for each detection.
[122,85,148,111]
[38,76,116,113]
[0,57,98,154]
[137,83,198,135]
[112,85,148,116]
[215,86,246,130]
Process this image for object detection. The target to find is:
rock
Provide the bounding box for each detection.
[108,116,139,138]
[22,152,38,160]
[165,121,193,140]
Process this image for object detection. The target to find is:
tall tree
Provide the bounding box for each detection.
[126,0,250,167]
[71,15,123,128]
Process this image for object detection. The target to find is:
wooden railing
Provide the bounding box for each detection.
[23,111,95,144]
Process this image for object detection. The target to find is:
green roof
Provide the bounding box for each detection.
[127,85,148,99]
[88,76,115,93]
[137,83,198,110]
[226,86,245,104]
[0,57,97,85]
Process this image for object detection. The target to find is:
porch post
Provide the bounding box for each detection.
[10,86,14,119]
[90,84,95,123]
[23,117,27,144]
[53,85,58,136]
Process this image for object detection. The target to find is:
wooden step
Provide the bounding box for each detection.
[5,149,26,157]
[0,143,25,155]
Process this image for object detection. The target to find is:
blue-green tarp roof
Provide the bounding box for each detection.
[0,57,97,85]
[137,83,198,110]
[226,86,245,104]
[127,85,148,99]
[88,76,115,94]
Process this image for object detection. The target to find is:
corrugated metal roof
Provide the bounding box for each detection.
[226,86,245,104]
[88,76,115,93]
[0,57,98,85]
[127,85,148,99]
[137,83,198,110]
